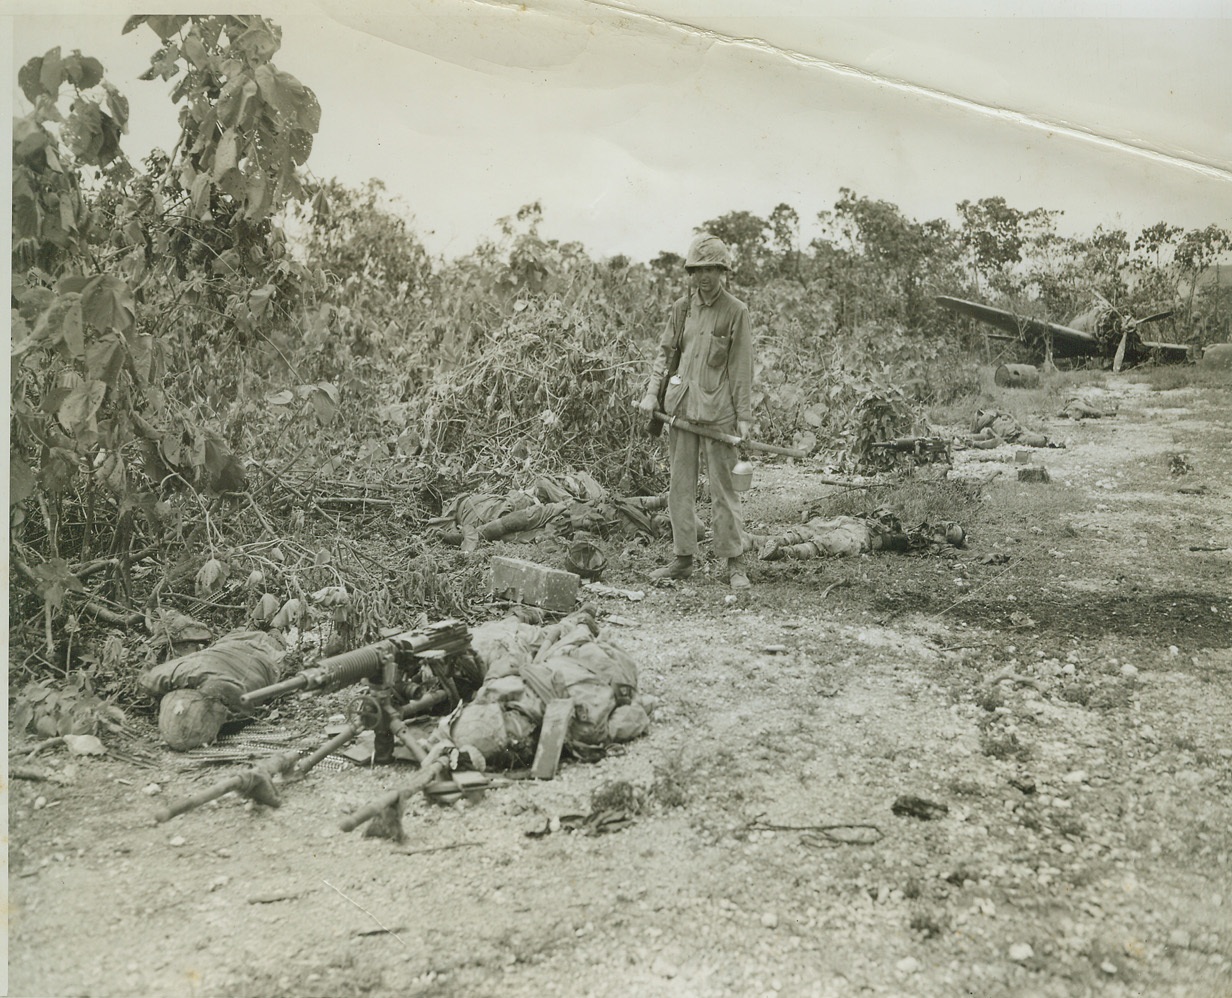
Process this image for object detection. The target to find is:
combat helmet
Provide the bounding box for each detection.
[685,233,731,270]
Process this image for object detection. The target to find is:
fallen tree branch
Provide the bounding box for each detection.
[984,666,1041,690]
[746,815,883,845]
[11,765,71,784]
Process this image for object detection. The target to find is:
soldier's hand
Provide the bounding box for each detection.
[737,420,752,441]
[637,394,657,414]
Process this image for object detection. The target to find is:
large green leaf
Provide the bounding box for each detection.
[242,173,271,222]
[237,25,279,64]
[16,285,55,323]
[190,172,211,219]
[57,379,107,432]
[146,15,189,40]
[12,192,42,242]
[182,33,209,70]
[61,298,85,357]
[124,332,155,384]
[32,557,86,611]
[63,52,104,90]
[41,446,79,495]
[40,47,63,97]
[86,333,126,385]
[66,99,103,163]
[253,64,278,111]
[289,129,313,166]
[97,112,123,165]
[81,274,135,332]
[212,128,239,181]
[18,57,46,102]
[13,126,49,165]
[10,455,36,506]
[59,193,78,234]
[104,83,129,132]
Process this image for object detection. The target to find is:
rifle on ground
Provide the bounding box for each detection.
[652,411,811,459]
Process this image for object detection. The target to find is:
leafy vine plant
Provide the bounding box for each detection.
[10,16,321,670]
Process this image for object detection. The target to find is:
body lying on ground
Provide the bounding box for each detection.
[745,508,966,561]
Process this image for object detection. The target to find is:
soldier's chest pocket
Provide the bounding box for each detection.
[703,329,731,375]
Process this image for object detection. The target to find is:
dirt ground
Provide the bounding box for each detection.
[8,371,1232,998]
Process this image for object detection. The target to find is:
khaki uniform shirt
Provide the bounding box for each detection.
[646,286,753,426]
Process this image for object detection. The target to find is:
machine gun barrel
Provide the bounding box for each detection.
[238,619,470,708]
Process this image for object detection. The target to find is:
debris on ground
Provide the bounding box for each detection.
[491,556,581,611]
[1017,466,1051,482]
[993,363,1041,388]
[891,795,950,820]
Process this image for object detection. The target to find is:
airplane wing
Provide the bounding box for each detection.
[935,295,1098,354]
[1139,338,1191,360]
[1133,310,1189,359]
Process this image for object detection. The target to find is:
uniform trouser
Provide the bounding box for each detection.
[667,423,744,559]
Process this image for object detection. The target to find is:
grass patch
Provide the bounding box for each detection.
[1126,362,1232,392]
[929,364,1110,429]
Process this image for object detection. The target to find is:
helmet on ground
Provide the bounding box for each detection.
[685,233,731,271]
[159,688,227,751]
[566,538,607,580]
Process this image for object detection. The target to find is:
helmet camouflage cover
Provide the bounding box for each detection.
[685,233,731,270]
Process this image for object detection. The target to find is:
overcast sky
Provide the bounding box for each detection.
[8,1,1232,262]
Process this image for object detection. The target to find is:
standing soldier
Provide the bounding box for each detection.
[638,233,755,589]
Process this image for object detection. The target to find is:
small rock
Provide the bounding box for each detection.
[1168,929,1191,949]
[651,955,677,978]
[169,835,186,847]
[34,796,47,810]
[1168,646,1180,657]
[1063,770,1088,784]
[896,957,921,974]
[1121,664,1139,678]
[142,783,162,796]
[1100,960,1117,975]
[1009,943,1034,962]
[761,912,779,929]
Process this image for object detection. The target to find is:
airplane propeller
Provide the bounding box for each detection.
[1091,293,1175,373]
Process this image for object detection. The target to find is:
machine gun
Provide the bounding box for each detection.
[154,620,476,824]
[239,618,474,765]
[869,436,952,464]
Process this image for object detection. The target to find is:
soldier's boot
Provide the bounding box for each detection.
[649,555,694,581]
[727,556,751,590]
